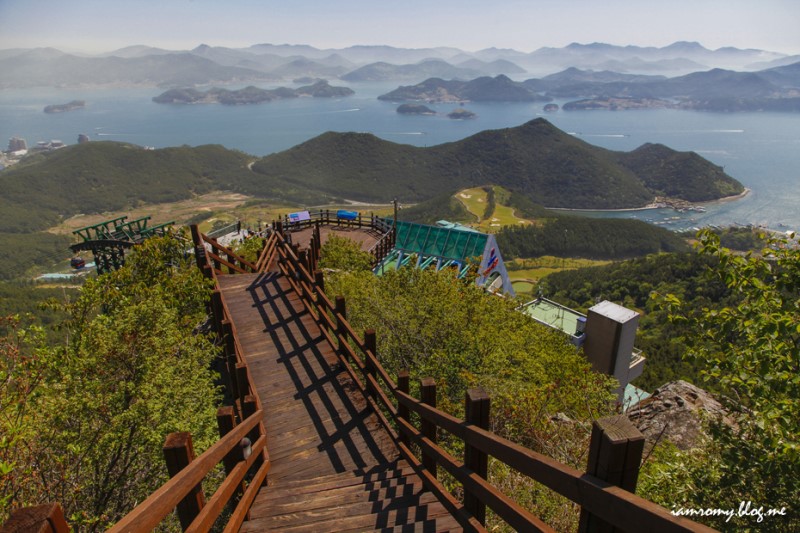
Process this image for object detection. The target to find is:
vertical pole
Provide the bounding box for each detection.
[216,406,245,512]
[242,395,267,484]
[211,290,224,334]
[222,321,240,417]
[163,432,205,531]
[236,362,250,415]
[363,329,377,397]
[464,388,491,525]
[314,269,325,295]
[578,415,645,533]
[190,224,207,273]
[335,296,347,359]
[397,370,410,446]
[420,377,438,478]
[298,250,309,281]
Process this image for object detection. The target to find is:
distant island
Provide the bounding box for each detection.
[43,100,85,113]
[563,97,673,111]
[447,108,476,119]
[379,75,552,103]
[153,80,354,105]
[396,104,436,115]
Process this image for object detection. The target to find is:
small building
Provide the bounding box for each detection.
[521,297,646,404]
[7,137,27,152]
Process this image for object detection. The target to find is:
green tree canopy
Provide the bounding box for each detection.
[1,233,221,530]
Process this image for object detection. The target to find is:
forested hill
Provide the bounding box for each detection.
[251,118,743,207]
[0,119,742,234]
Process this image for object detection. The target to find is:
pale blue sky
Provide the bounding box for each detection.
[1,0,798,54]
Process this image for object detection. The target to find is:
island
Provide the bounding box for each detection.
[379,75,552,103]
[563,97,673,111]
[447,108,476,119]
[543,103,559,112]
[43,100,85,113]
[153,81,354,105]
[396,104,436,115]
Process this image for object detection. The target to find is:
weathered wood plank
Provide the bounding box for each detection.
[219,271,458,532]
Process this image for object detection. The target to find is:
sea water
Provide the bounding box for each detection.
[2,82,799,232]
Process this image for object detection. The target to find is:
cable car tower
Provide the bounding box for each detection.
[70,215,174,274]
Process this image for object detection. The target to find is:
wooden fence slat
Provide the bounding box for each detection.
[579,416,646,533]
[163,432,205,531]
[420,378,438,478]
[108,410,263,533]
[1,503,69,533]
[465,388,490,525]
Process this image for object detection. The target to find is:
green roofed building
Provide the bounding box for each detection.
[374,220,515,296]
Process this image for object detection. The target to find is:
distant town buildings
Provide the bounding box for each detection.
[7,136,27,152]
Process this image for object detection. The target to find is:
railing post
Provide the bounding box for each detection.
[222,320,240,416]
[1,503,69,533]
[225,250,235,274]
[363,329,377,397]
[314,269,325,294]
[464,388,490,525]
[298,250,309,284]
[236,362,250,414]
[578,415,645,533]
[211,290,224,334]
[397,370,410,446]
[163,432,205,531]
[242,395,267,485]
[420,377,438,478]
[335,296,347,357]
[216,406,245,512]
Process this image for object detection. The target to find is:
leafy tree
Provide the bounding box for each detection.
[318,234,374,272]
[0,233,221,530]
[645,230,799,531]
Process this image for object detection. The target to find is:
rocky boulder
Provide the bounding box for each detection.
[628,380,733,450]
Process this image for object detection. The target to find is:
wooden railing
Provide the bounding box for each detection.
[96,226,279,531]
[279,209,396,267]
[273,228,717,533]
[2,223,715,532]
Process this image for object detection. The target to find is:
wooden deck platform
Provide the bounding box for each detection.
[217,272,461,532]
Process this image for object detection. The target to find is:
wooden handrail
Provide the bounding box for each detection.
[108,409,264,532]
[271,229,717,533]
[200,234,259,272]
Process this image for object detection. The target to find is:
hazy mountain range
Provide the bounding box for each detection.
[0,41,796,89]
[378,63,800,112]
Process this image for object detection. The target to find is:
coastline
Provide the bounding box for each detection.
[546,188,751,214]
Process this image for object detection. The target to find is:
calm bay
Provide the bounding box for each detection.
[2,82,799,232]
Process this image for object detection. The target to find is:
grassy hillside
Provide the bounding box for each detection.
[0,142,254,233]
[251,118,743,208]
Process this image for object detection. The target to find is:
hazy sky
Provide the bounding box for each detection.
[1,0,798,54]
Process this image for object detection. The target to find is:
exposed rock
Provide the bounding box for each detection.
[627,380,733,450]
